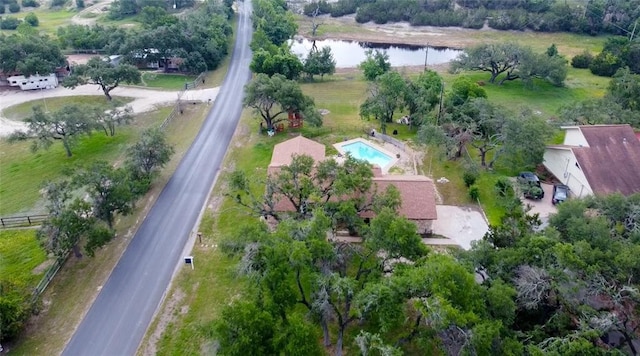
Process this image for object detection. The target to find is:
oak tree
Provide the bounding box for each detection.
[63,57,141,101]
[243,73,322,130]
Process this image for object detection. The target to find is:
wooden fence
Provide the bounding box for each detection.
[31,256,67,304]
[159,71,206,130]
[0,214,47,228]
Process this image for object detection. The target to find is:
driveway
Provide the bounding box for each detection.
[431,205,489,250]
[0,85,219,136]
[520,183,557,229]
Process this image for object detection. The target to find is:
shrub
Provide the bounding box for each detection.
[463,171,477,187]
[571,50,593,69]
[0,16,21,29]
[21,0,39,7]
[50,0,66,7]
[76,0,84,8]
[494,177,514,197]
[0,5,5,13]
[590,52,624,77]
[468,185,480,201]
[8,1,20,12]
[24,12,38,26]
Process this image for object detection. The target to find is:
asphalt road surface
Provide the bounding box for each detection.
[62,2,253,355]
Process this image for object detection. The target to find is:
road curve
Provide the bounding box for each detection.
[62,1,253,355]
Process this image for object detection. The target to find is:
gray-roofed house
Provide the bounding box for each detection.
[543,125,640,197]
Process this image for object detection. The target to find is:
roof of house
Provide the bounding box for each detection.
[571,125,640,196]
[369,175,438,220]
[268,136,326,169]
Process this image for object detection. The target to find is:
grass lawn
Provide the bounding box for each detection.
[1,96,133,121]
[0,8,76,35]
[0,229,47,290]
[438,69,609,118]
[0,96,158,216]
[140,72,198,91]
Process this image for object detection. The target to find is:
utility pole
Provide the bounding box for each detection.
[630,20,637,41]
[424,43,429,71]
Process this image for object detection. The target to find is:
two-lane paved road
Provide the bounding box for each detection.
[62,1,253,354]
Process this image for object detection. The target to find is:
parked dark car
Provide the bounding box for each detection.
[517,172,544,200]
[552,184,569,205]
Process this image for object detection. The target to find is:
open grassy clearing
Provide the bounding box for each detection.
[140,72,198,90]
[8,102,210,355]
[0,97,139,216]
[0,8,76,35]
[1,96,133,121]
[0,229,47,290]
[438,68,609,118]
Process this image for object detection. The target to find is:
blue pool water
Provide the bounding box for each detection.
[342,141,392,167]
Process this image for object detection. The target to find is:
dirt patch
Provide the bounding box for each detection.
[32,259,55,275]
[139,289,186,356]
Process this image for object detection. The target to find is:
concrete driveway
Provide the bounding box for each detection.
[521,183,557,213]
[520,183,558,230]
[431,205,489,250]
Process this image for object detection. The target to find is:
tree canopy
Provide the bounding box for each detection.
[11,105,95,157]
[223,154,428,355]
[359,49,391,81]
[450,42,567,86]
[0,33,66,76]
[63,57,141,101]
[360,71,406,134]
[243,73,322,130]
[303,45,336,80]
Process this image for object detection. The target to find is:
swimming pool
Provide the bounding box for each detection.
[341,141,393,168]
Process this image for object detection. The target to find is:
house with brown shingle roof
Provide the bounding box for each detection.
[543,125,640,197]
[268,135,326,175]
[268,136,437,234]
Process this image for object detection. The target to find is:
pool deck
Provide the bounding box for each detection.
[333,138,399,174]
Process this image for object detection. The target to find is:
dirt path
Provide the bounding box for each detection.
[71,0,114,25]
[0,85,220,136]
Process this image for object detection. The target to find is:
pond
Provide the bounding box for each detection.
[289,38,462,68]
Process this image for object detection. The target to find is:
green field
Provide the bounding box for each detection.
[0,229,48,290]
[0,8,76,35]
[0,97,166,215]
[438,68,609,118]
[1,96,133,121]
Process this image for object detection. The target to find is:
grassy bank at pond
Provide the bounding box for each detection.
[0,229,47,291]
[295,15,607,56]
[9,103,210,355]
[1,96,134,121]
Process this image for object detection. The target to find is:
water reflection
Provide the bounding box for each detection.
[289,38,462,68]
